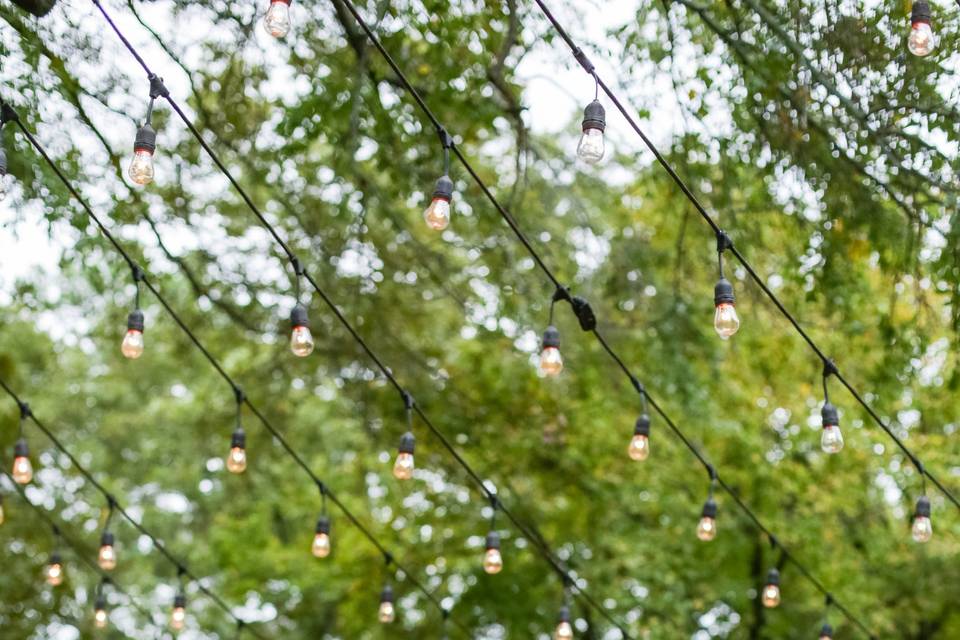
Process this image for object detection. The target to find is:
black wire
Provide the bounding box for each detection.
[532,0,958,514]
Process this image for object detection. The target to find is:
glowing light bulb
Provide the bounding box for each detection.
[819,623,833,640]
[912,496,932,543]
[628,414,651,461]
[289,303,314,357]
[121,309,145,359]
[98,533,116,571]
[263,0,292,37]
[539,325,563,376]
[577,100,606,164]
[128,124,156,186]
[761,568,780,608]
[697,498,717,541]
[378,585,396,623]
[393,432,415,480]
[424,175,454,231]
[0,499,5,526]
[94,597,108,629]
[171,594,186,631]
[908,1,936,57]
[12,438,32,484]
[820,402,843,454]
[45,553,64,587]
[483,532,503,574]
[226,428,247,474]
[312,517,331,558]
[554,606,573,640]
[713,277,740,339]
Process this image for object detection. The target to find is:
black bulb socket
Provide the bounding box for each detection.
[432,175,454,202]
[542,325,561,349]
[821,402,839,428]
[127,309,144,332]
[820,623,833,638]
[558,605,571,623]
[230,428,246,449]
[398,431,416,455]
[290,303,309,329]
[14,438,29,457]
[134,123,157,154]
[380,584,394,604]
[765,567,780,587]
[95,594,107,610]
[100,531,114,547]
[714,277,735,306]
[485,531,501,551]
[49,551,63,565]
[912,0,931,24]
[316,515,331,535]
[915,495,931,518]
[581,100,606,132]
[701,497,718,519]
[634,414,651,437]
[174,593,187,609]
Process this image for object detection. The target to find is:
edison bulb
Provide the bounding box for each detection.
[378,600,395,624]
[628,433,649,461]
[226,446,247,474]
[483,547,503,574]
[539,346,563,376]
[393,452,414,480]
[128,149,155,185]
[554,621,574,640]
[263,0,291,37]
[94,606,108,629]
[713,302,740,339]
[0,502,5,525]
[289,324,314,357]
[312,532,331,558]
[908,21,935,56]
[121,329,144,359]
[696,516,717,541]
[98,544,116,571]
[424,197,451,231]
[171,606,186,630]
[820,425,844,454]
[912,514,933,543]
[12,454,32,485]
[45,561,64,587]
[761,583,780,608]
[576,127,605,164]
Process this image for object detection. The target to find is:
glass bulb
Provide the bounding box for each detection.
[12,455,32,484]
[820,425,844,454]
[263,0,291,37]
[95,608,108,629]
[628,434,649,461]
[312,532,331,558]
[0,502,5,525]
[171,606,186,630]
[761,584,780,608]
[121,329,144,359]
[226,447,247,474]
[696,516,717,541]
[483,547,503,574]
[378,601,396,624]
[290,325,314,357]
[393,452,415,480]
[576,127,605,164]
[539,346,563,376]
[714,303,740,339]
[908,22,936,57]
[98,544,117,571]
[45,562,63,587]
[912,515,933,543]
[128,149,155,185]
[424,197,451,231]
[554,620,574,640]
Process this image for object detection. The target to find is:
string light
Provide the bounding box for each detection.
[818,623,833,640]
[908,1,935,57]
[99,501,117,571]
[713,232,739,340]
[554,604,573,640]
[171,572,187,631]
[483,530,503,575]
[576,78,605,164]
[540,292,566,376]
[697,473,718,541]
[378,583,396,624]
[45,551,64,587]
[121,268,145,359]
[911,495,932,543]
[94,581,109,629]
[128,79,163,186]
[227,390,247,474]
[628,412,650,462]
[289,263,314,357]
[12,401,33,484]
[393,393,416,480]
[820,370,844,454]
[761,568,781,608]
[424,129,455,231]
[312,485,331,559]
[0,494,5,525]
[263,0,292,38]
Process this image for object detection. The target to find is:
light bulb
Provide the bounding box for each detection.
[289,303,314,357]
[577,100,606,164]
[171,594,186,631]
[908,1,935,57]
[820,402,843,454]
[393,432,415,480]
[819,623,833,640]
[713,277,739,339]
[912,496,932,543]
[0,500,5,526]
[45,554,64,587]
[128,124,156,186]
[98,533,116,571]
[424,175,454,231]
[628,414,651,461]
[12,438,32,484]
[483,532,503,574]
[379,585,396,623]
[263,0,292,37]
[554,607,574,640]
[312,517,331,558]
[121,309,145,359]
[761,568,780,608]
[539,325,563,376]
[94,597,108,629]
[697,498,717,541]
[227,428,247,474]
